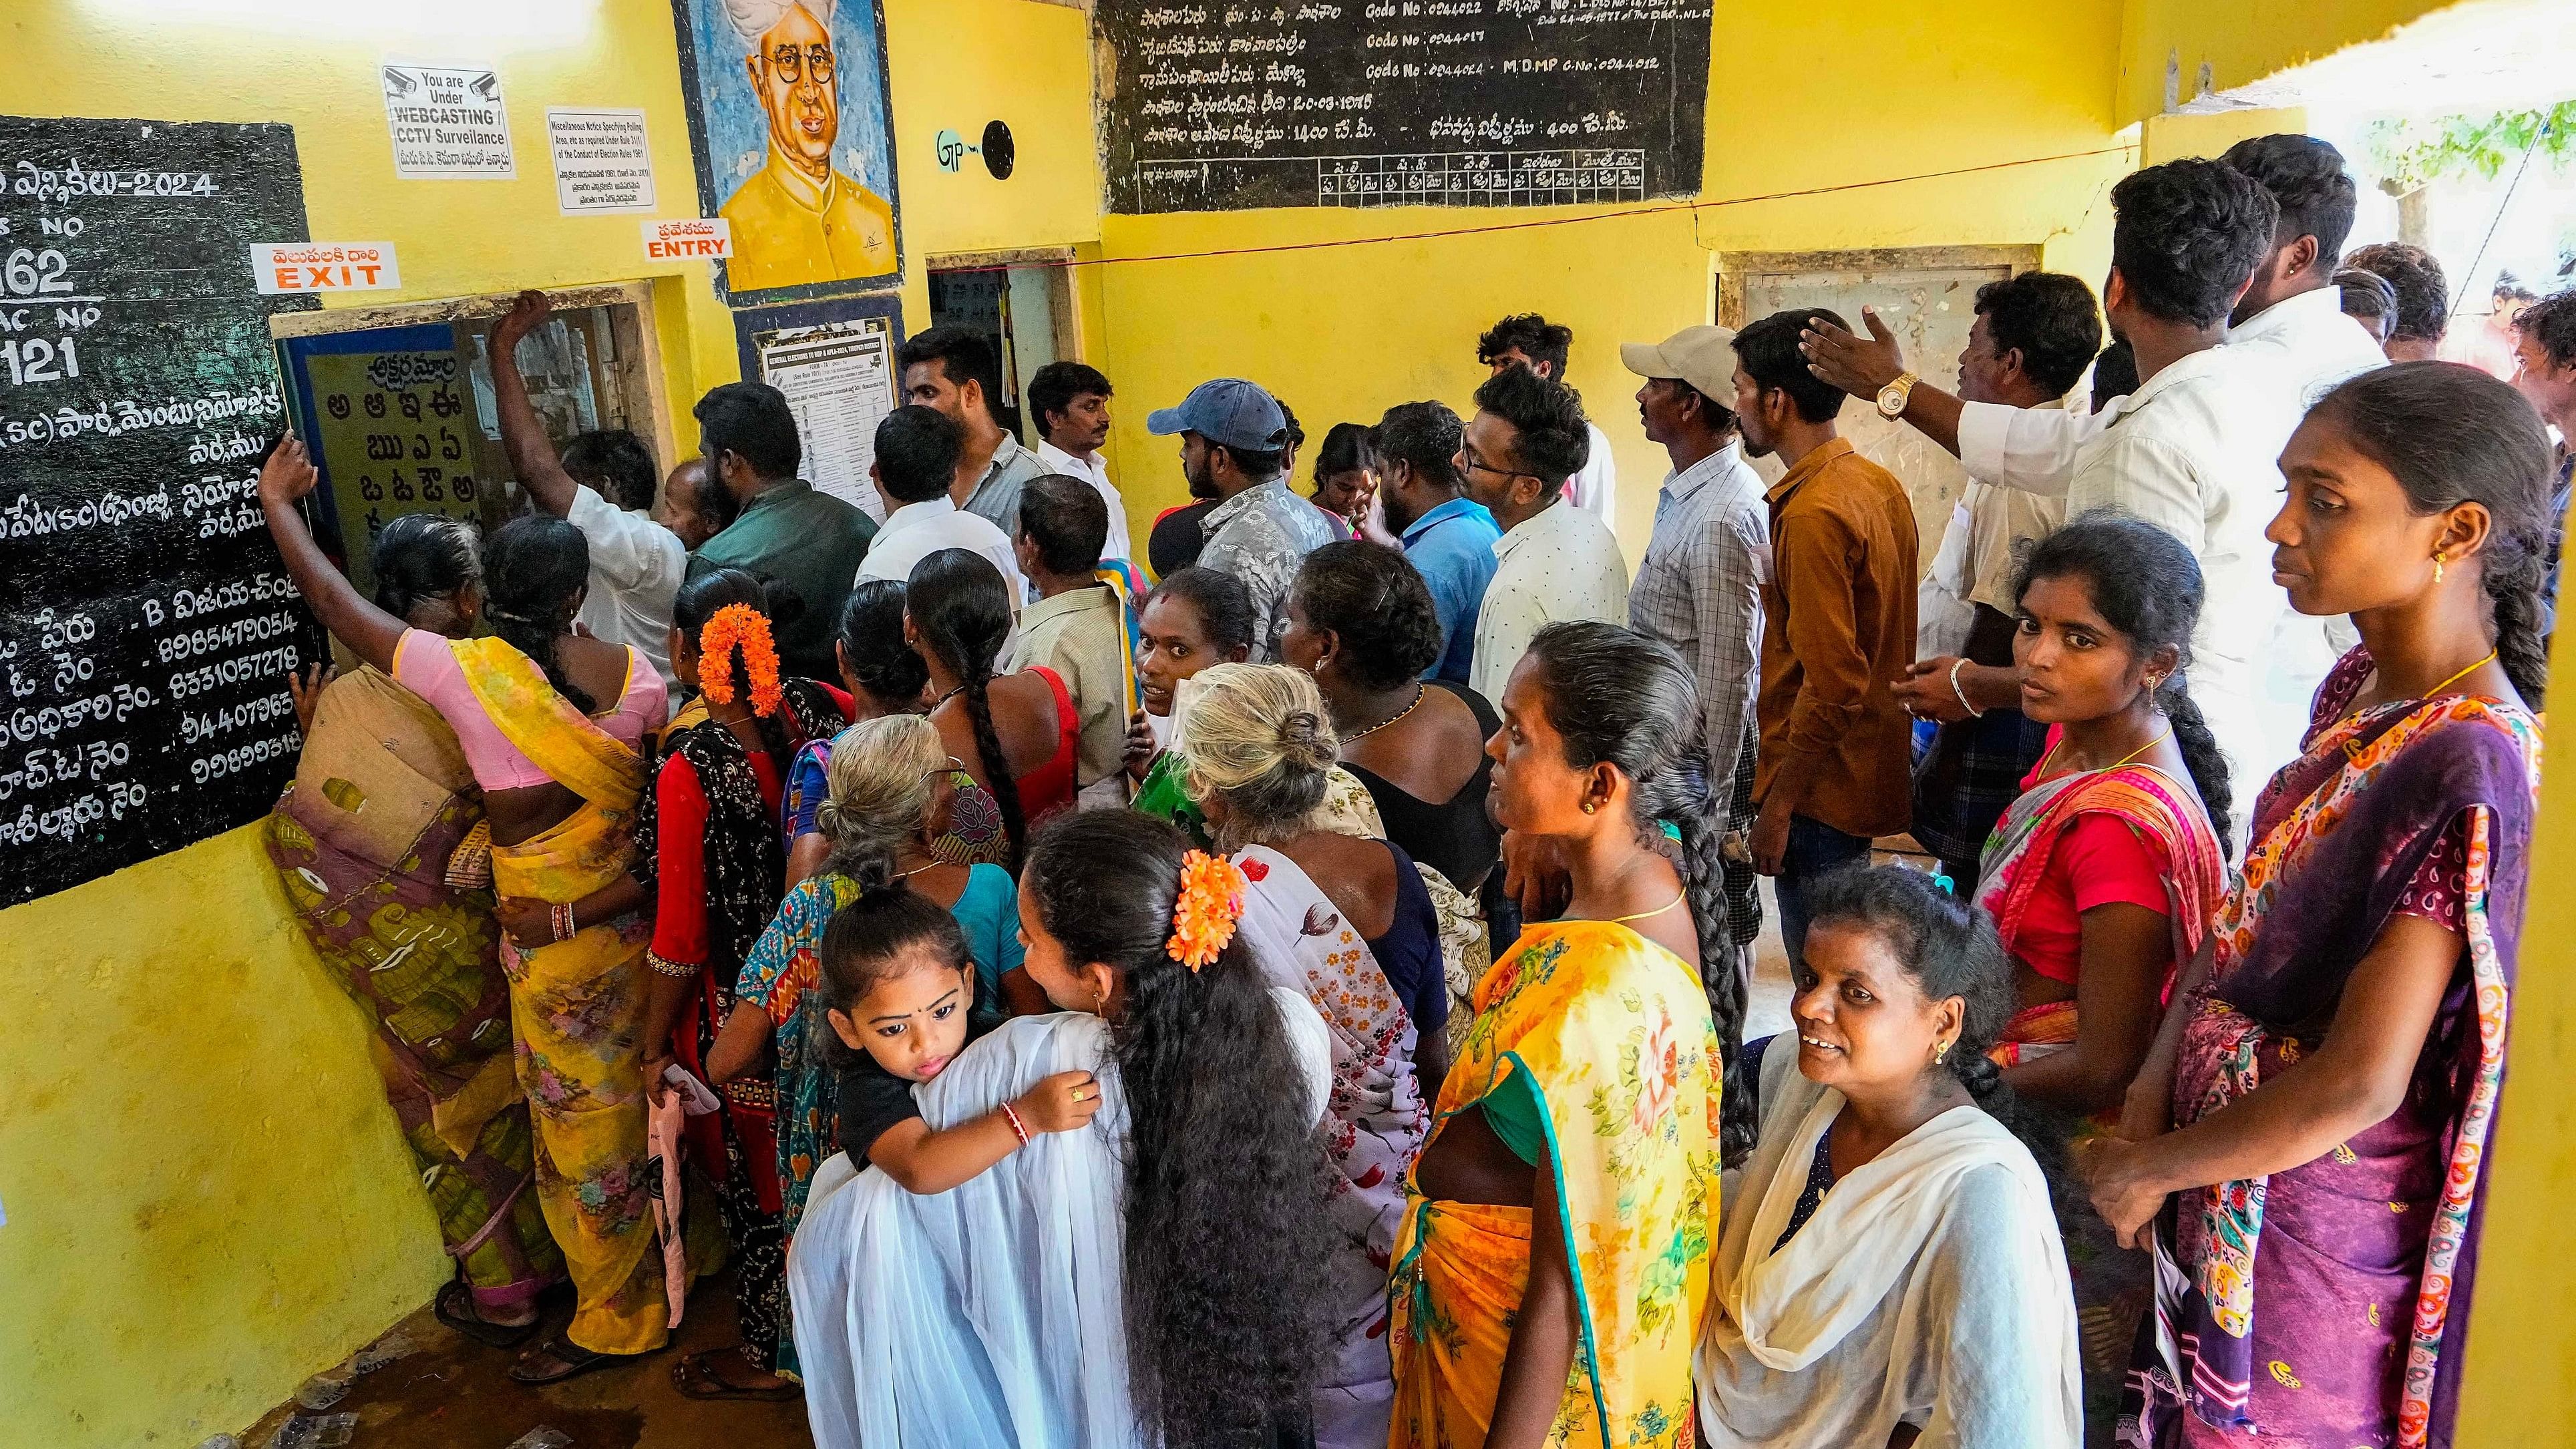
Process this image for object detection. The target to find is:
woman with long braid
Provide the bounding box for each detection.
[903,548,1080,867]
[2082,363,2550,1447]
[1972,513,2231,1438]
[1390,621,1724,1449]
[258,437,671,1385]
[633,569,846,1400]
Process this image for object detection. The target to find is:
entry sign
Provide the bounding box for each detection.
[643,217,733,262]
[250,242,403,294]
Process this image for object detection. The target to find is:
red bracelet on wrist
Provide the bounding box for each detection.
[999,1100,1031,1147]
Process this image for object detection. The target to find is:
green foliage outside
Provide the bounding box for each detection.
[2362,101,2576,195]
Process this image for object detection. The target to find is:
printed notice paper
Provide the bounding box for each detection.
[546,108,655,214]
[643,217,732,262]
[757,318,899,522]
[381,60,515,179]
[250,242,402,294]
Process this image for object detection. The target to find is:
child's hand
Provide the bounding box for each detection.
[1123,711,1157,783]
[1014,1070,1103,1134]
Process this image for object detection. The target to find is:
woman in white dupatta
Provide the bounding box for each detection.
[789,809,1338,1449]
[1699,866,2082,1449]
[1173,663,1450,1449]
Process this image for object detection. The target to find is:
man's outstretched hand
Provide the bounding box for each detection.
[1800,306,1908,399]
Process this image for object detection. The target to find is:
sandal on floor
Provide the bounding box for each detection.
[433,1280,541,1350]
[507,1331,636,1386]
[673,1347,801,1402]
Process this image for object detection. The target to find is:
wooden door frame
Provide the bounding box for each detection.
[266,278,679,480]
[1714,244,2044,329]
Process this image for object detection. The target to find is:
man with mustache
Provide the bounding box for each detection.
[719,0,896,292]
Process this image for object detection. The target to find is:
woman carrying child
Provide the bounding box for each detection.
[789,810,1339,1449]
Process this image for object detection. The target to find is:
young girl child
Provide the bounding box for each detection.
[707,713,1019,1382]
[789,810,1338,1449]
[1698,865,2081,1447]
[817,889,1099,1193]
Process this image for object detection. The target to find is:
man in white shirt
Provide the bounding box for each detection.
[1803,133,2382,487]
[1027,359,1131,564]
[489,291,685,705]
[857,405,1027,604]
[1463,365,1630,704]
[1479,312,1618,532]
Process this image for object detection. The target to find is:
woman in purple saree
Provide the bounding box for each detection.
[2080,365,2552,1448]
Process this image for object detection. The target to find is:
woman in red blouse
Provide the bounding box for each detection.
[1968,514,2229,1434]
[634,570,846,1400]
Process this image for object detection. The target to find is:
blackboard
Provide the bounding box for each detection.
[1095,0,1712,214]
[0,116,322,906]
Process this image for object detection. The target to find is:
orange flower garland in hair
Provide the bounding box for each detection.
[698,603,785,717]
[1166,850,1247,972]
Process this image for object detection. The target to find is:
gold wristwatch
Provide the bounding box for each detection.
[1876,371,1919,419]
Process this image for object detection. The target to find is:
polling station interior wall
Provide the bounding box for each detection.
[0,3,1098,1447]
[1090,0,2137,565]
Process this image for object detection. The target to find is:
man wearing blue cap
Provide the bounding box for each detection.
[1147,378,1340,660]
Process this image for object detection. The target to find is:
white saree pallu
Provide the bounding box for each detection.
[789,996,1333,1449]
[789,1012,1142,1449]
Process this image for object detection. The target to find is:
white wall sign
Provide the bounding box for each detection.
[380,59,515,180]
[546,107,655,214]
[642,217,733,263]
[250,242,402,294]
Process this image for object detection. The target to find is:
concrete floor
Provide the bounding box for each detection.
[236,874,1829,1449]
[238,1268,808,1449]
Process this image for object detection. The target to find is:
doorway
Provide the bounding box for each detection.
[926,248,1079,447]
[1717,244,2040,569]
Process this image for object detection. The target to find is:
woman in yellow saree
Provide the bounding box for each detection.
[1392,622,1725,1449]
[260,437,673,1384]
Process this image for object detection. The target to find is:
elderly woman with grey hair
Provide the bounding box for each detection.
[1170,662,1449,1449]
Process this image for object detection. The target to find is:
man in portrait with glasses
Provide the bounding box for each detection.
[1462,365,1630,704]
[719,0,898,292]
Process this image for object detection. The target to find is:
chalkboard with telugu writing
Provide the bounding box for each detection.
[0,116,323,906]
[1095,0,1712,213]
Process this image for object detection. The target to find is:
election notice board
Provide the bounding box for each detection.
[0,114,326,905]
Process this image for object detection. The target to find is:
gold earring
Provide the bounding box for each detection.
[1582,800,1599,814]
[1934,1040,1951,1065]
[2433,552,2447,584]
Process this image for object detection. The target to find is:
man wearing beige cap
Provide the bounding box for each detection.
[1622,323,1769,984]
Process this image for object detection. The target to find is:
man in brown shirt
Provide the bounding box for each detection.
[1730,310,1919,968]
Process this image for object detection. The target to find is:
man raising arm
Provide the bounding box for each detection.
[489,290,685,705]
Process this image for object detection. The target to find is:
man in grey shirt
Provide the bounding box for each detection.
[898,325,1048,534]
[1148,377,1338,662]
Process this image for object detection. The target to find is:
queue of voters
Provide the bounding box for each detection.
[242,131,2566,1449]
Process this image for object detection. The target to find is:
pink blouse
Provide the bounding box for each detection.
[393,628,667,791]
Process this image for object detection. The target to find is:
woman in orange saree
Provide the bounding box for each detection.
[1391,623,1724,1449]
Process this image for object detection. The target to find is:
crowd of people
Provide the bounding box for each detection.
[252,129,2564,1449]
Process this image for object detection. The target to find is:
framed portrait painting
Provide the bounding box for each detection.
[671,0,903,303]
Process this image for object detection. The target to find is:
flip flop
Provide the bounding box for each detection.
[433,1280,540,1350]
[673,1347,801,1402]
[507,1331,634,1386]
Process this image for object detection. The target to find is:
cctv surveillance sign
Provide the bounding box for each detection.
[381,59,517,180]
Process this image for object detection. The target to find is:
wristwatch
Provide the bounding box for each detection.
[1876,371,1919,419]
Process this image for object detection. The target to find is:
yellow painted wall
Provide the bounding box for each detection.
[0,4,1095,1447]
[2117,0,2452,123]
[1091,0,2132,565]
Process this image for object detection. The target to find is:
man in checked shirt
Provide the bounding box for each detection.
[1619,324,1769,990]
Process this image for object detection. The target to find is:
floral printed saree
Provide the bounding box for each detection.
[454,636,669,1357]
[1389,920,1718,1449]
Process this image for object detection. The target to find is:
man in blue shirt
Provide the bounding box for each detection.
[1370,401,1499,684]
